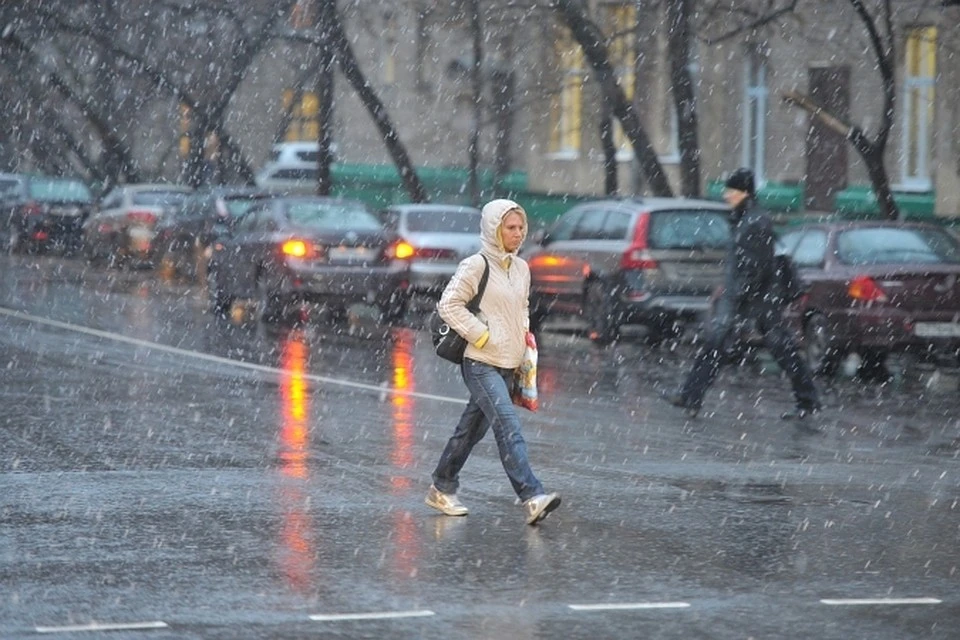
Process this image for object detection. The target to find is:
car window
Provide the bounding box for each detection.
[27,178,92,203]
[648,209,729,249]
[788,230,828,267]
[572,209,607,240]
[546,208,583,242]
[405,209,479,233]
[223,196,265,218]
[601,210,631,240]
[836,227,960,265]
[132,191,190,207]
[235,207,266,233]
[284,202,382,231]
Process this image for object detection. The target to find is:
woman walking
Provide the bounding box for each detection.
[426,199,561,526]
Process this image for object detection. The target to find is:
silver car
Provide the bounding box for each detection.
[378,204,482,298]
[523,197,731,345]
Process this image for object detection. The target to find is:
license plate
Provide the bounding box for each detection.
[329,247,375,262]
[914,322,960,338]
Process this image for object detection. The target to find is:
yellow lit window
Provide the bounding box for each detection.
[282,90,320,142]
[602,3,636,159]
[549,33,583,156]
[901,26,936,189]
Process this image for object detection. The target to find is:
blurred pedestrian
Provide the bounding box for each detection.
[661,168,821,420]
[426,199,561,525]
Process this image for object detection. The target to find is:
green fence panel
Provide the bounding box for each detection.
[834,186,935,218]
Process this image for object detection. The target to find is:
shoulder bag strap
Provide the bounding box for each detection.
[466,255,490,313]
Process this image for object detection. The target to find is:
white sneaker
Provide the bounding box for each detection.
[425,485,468,516]
[523,492,561,525]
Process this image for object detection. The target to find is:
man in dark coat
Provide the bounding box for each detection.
[662,168,821,420]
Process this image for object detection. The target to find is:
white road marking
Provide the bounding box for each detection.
[569,602,692,611]
[309,610,435,621]
[36,621,168,633]
[0,307,463,404]
[820,597,942,606]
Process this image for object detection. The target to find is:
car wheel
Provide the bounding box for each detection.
[206,266,233,317]
[256,274,284,324]
[584,279,619,346]
[804,313,842,377]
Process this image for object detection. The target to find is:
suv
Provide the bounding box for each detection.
[524,197,731,344]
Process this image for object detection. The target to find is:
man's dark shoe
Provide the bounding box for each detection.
[660,390,700,418]
[781,404,822,420]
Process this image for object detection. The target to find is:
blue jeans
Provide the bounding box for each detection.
[431,358,545,501]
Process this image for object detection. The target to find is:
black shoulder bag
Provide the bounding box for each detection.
[430,255,490,364]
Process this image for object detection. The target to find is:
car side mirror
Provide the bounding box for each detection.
[530,229,547,245]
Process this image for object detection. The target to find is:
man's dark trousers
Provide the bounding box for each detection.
[679,295,819,410]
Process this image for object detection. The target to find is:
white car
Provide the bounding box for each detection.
[255,142,338,192]
[378,204,482,298]
[83,183,193,267]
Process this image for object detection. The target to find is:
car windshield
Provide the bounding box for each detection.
[28,178,92,203]
[133,191,190,207]
[405,209,479,233]
[648,210,730,250]
[836,227,960,265]
[285,202,382,231]
[224,197,266,217]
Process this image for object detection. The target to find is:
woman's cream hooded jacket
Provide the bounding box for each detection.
[437,199,530,370]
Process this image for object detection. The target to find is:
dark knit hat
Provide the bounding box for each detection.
[725,167,755,195]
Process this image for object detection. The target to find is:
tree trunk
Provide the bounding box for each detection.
[551,0,672,197]
[665,0,701,197]
[491,68,514,194]
[599,104,618,196]
[329,4,428,203]
[316,0,336,196]
[467,0,483,206]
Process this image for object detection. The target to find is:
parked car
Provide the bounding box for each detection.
[82,183,193,267]
[206,196,411,324]
[778,220,960,377]
[154,186,281,281]
[254,141,337,193]
[523,197,731,344]
[0,174,94,254]
[377,203,482,299]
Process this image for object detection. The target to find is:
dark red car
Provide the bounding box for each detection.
[779,221,960,376]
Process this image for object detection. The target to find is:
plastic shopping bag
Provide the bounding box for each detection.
[511,332,539,412]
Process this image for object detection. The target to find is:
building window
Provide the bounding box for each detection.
[282,90,319,142]
[602,3,636,161]
[742,50,768,185]
[381,10,398,86]
[549,32,584,158]
[901,26,936,191]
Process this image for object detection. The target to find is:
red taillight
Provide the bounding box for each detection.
[848,275,888,302]
[126,210,157,225]
[620,212,659,270]
[415,247,457,260]
[280,239,321,260]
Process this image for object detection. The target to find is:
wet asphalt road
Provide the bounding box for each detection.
[1,254,959,639]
